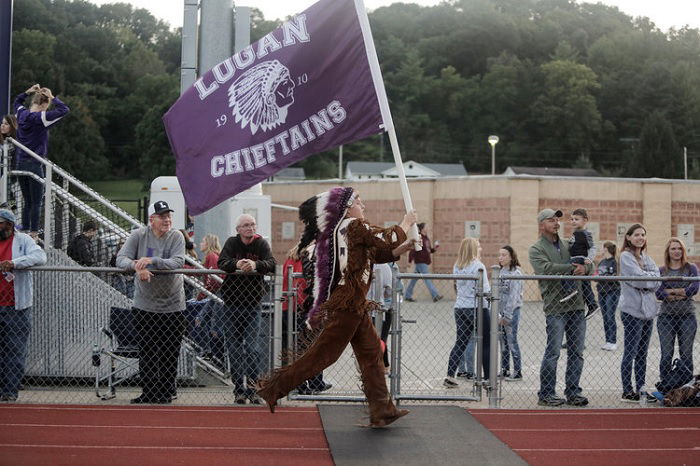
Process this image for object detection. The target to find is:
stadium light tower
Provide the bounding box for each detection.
[488,135,499,175]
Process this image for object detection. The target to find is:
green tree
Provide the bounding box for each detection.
[636,111,681,178]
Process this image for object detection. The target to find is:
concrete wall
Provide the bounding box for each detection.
[264,176,700,280]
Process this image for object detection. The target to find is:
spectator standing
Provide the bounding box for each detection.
[218,214,276,405]
[1,114,17,158]
[597,241,621,351]
[529,208,590,407]
[67,220,98,266]
[498,245,524,382]
[116,201,186,404]
[257,187,416,427]
[404,223,443,303]
[444,237,490,388]
[618,223,660,403]
[655,238,698,383]
[0,209,47,402]
[13,84,69,236]
[368,262,393,373]
[198,233,222,300]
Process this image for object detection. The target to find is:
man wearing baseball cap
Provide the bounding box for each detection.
[0,208,47,402]
[529,208,591,407]
[116,200,186,404]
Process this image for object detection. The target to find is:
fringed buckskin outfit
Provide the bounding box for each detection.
[258,187,409,427]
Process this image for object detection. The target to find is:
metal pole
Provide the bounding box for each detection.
[684,146,688,180]
[489,265,500,408]
[491,145,495,175]
[0,142,7,205]
[43,164,52,247]
[391,266,400,401]
[0,0,13,115]
[338,145,343,179]
[180,0,199,94]
[285,265,295,358]
[475,269,484,396]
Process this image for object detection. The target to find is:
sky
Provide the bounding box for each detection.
[88,0,700,32]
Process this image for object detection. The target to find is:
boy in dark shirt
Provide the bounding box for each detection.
[560,209,599,319]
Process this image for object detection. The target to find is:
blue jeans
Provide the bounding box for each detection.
[500,307,522,374]
[620,312,653,394]
[16,158,44,232]
[598,291,619,344]
[539,311,585,399]
[0,307,31,398]
[657,313,697,381]
[404,262,439,300]
[459,337,476,374]
[448,307,490,378]
[220,305,263,395]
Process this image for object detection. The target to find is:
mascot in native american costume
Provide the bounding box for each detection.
[257,186,416,427]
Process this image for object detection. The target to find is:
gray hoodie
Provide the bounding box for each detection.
[116,226,185,313]
[618,250,660,320]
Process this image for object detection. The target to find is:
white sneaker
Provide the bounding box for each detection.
[601,342,617,351]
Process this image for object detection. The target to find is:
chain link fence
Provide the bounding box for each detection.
[1,265,697,408]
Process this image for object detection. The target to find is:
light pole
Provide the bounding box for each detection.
[488,135,499,175]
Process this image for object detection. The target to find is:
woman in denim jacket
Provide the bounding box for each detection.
[655,238,698,383]
[618,224,660,403]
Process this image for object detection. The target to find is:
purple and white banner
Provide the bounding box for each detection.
[163,0,385,215]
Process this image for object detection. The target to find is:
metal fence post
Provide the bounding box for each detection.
[489,265,501,408]
[390,265,400,401]
[0,141,7,205]
[475,269,484,399]
[43,164,52,247]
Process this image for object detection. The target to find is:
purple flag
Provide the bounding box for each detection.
[163,0,385,215]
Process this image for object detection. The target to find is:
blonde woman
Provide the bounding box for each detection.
[444,237,491,388]
[199,233,222,298]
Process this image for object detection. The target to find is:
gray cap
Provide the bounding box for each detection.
[0,208,16,224]
[537,208,562,223]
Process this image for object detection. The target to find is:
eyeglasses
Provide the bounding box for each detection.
[239,222,256,229]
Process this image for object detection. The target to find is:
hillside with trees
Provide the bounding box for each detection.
[10,0,700,181]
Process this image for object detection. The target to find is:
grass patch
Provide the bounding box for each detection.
[84,179,149,219]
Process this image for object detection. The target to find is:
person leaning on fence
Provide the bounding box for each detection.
[67,220,98,266]
[217,214,276,405]
[0,209,47,402]
[618,223,660,404]
[257,187,417,428]
[444,237,491,389]
[654,237,698,390]
[529,208,591,407]
[498,245,524,382]
[116,200,186,405]
[404,223,443,303]
[14,84,70,238]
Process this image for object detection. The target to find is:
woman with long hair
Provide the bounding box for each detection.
[618,224,660,403]
[655,237,698,383]
[198,233,222,299]
[597,241,621,351]
[498,245,524,382]
[444,237,490,388]
[0,114,17,144]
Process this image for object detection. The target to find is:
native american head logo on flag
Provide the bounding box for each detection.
[228,60,296,135]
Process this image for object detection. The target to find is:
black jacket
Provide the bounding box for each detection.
[218,234,276,307]
[67,233,96,266]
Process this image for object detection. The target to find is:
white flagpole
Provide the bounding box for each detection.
[353,0,421,248]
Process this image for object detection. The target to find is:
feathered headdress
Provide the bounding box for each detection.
[298,187,356,324]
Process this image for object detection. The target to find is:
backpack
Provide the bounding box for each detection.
[656,358,694,393]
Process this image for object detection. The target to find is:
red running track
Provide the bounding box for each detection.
[0,404,332,466]
[470,408,700,466]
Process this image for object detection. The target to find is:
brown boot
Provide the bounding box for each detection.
[368,397,409,427]
[256,382,283,413]
[369,408,410,428]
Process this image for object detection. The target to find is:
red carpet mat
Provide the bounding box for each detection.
[0,404,332,466]
[471,408,700,466]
